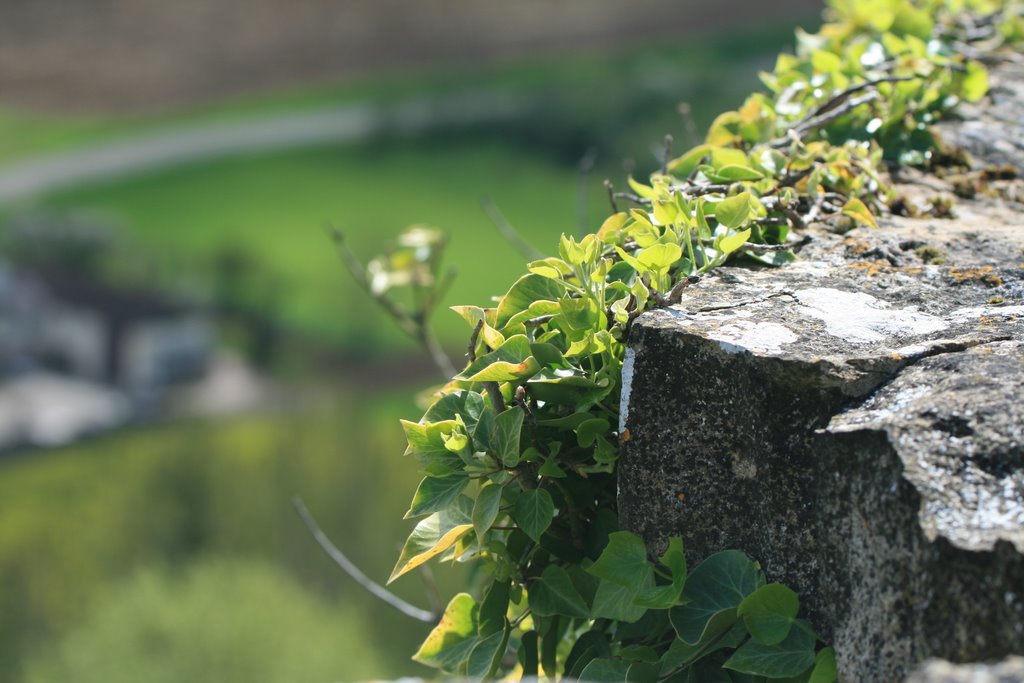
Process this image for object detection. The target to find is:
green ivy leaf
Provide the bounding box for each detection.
[961,60,989,103]
[473,482,503,546]
[671,550,764,644]
[715,192,755,229]
[405,474,468,519]
[490,408,525,467]
[576,418,611,448]
[709,164,765,182]
[528,565,591,618]
[579,658,633,682]
[478,579,510,637]
[808,646,837,683]
[459,335,540,383]
[466,628,508,678]
[588,531,651,586]
[738,583,800,646]
[591,574,652,623]
[495,274,566,328]
[840,198,878,229]
[390,496,474,583]
[718,228,752,256]
[723,620,816,678]
[413,593,479,672]
[519,630,539,677]
[512,488,554,542]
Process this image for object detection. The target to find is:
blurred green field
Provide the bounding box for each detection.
[0,391,455,682]
[37,139,608,354]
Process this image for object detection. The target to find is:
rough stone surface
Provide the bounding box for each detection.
[906,656,1024,683]
[618,73,1024,679]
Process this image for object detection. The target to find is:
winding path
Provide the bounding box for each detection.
[0,88,531,203]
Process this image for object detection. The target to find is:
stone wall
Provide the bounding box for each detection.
[617,62,1024,681]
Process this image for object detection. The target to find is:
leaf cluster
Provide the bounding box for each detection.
[382,1,1022,680]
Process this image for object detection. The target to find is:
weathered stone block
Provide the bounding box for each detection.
[618,228,1024,679]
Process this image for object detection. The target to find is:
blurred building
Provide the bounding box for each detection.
[0,0,822,113]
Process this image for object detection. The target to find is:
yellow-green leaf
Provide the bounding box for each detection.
[718,229,752,255]
[390,497,474,583]
[413,593,479,671]
[841,197,879,229]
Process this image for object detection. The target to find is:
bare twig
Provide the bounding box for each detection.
[292,497,436,623]
[770,91,881,148]
[329,226,455,379]
[467,319,484,363]
[808,75,917,121]
[481,196,544,261]
[604,179,619,213]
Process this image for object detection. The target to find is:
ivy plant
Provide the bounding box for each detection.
[361,0,1022,679]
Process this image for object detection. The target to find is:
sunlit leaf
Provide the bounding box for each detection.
[413,593,479,672]
[405,474,469,519]
[715,192,755,229]
[390,497,474,583]
[495,274,566,328]
[840,197,878,229]
[718,228,752,256]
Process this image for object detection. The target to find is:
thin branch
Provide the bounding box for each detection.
[770,91,880,148]
[467,319,484,363]
[604,179,619,213]
[329,227,418,340]
[613,191,650,206]
[481,196,544,261]
[292,497,436,623]
[329,226,455,380]
[808,75,917,121]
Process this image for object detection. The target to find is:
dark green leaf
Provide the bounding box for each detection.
[723,621,815,678]
[490,408,525,467]
[808,647,837,683]
[405,474,468,519]
[591,574,652,623]
[466,628,508,679]
[738,583,799,646]
[518,630,539,677]
[528,565,590,618]
[512,488,554,542]
[587,531,650,586]
[478,579,510,637]
[579,658,633,682]
[673,550,764,644]
[626,661,661,683]
[473,482,503,546]
[566,630,612,679]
